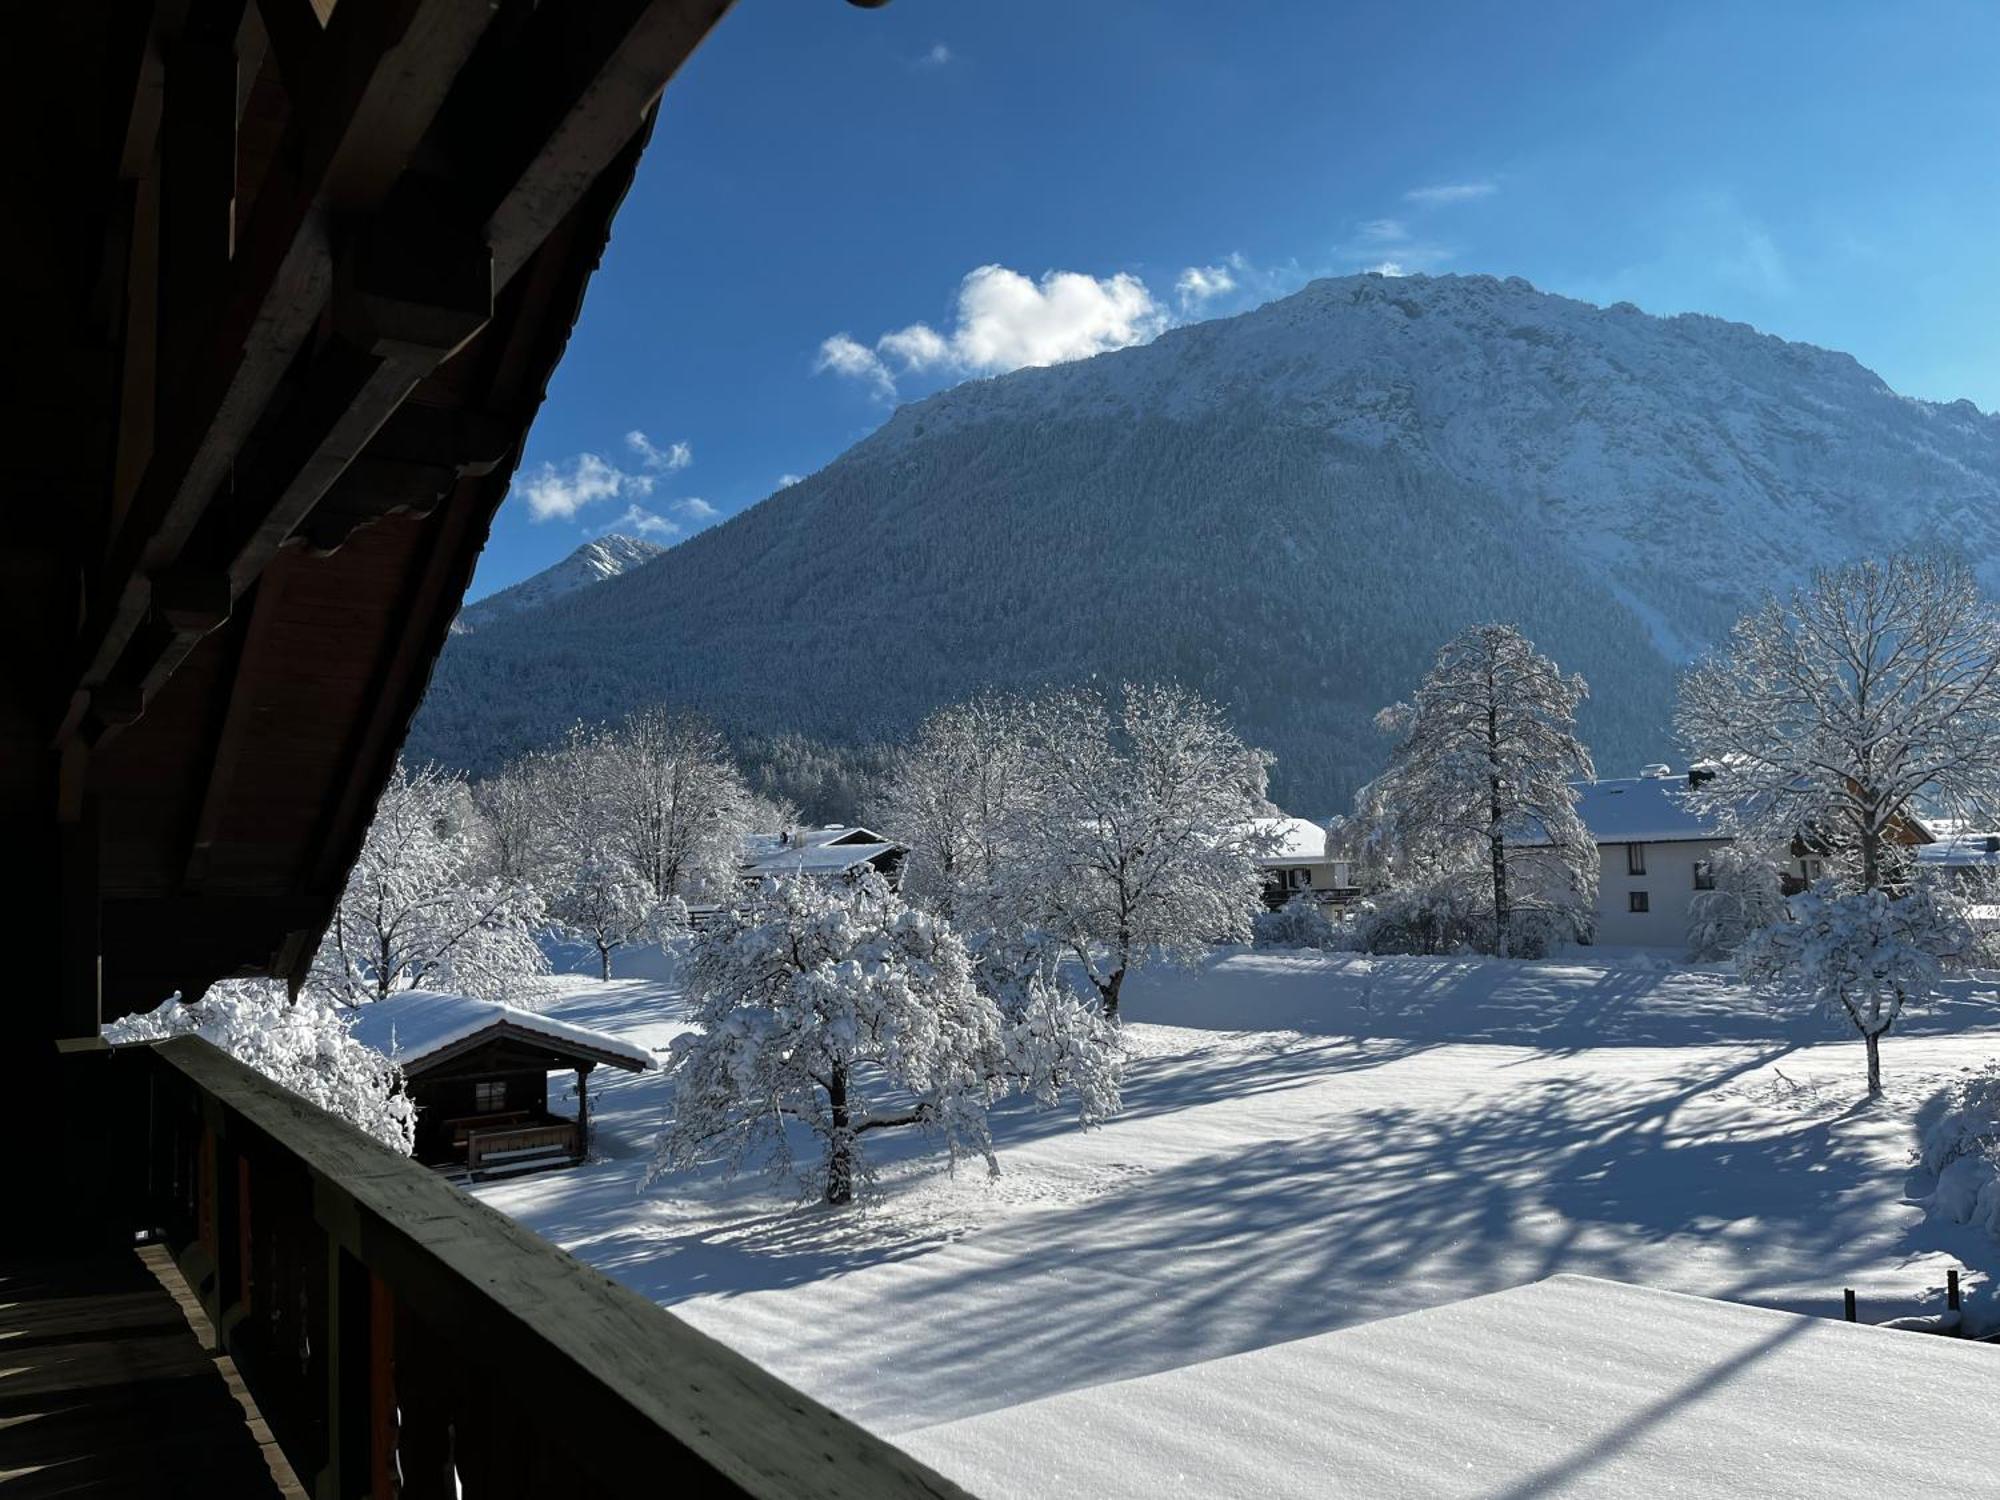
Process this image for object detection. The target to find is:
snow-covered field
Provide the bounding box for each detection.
[473,948,2000,1442]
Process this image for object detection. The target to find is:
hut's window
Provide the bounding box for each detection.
[475,1080,508,1112]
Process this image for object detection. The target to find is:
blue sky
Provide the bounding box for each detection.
[468,0,2000,599]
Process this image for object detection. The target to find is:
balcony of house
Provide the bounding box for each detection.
[26,1036,970,1499]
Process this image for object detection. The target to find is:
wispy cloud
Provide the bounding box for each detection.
[599,502,679,540]
[625,430,692,472]
[1338,215,1454,275]
[914,42,952,68]
[1176,262,1238,312]
[777,473,804,489]
[515,453,653,521]
[1404,181,1497,206]
[671,496,719,522]
[819,265,1168,400]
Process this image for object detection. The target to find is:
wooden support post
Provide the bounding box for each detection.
[1948,1268,1961,1314]
[1843,1288,1857,1323]
[576,1063,592,1160]
[57,797,103,1040]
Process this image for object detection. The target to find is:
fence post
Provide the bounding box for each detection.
[1948,1268,1961,1315]
[1843,1288,1856,1323]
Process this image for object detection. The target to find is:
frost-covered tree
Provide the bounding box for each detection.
[654,875,1119,1204]
[1678,556,2000,892]
[312,762,547,1004]
[1740,880,1968,1097]
[869,695,1029,921]
[594,706,752,903]
[547,852,660,980]
[1685,843,1788,961]
[109,982,416,1153]
[1371,624,1597,956]
[1000,684,1275,1017]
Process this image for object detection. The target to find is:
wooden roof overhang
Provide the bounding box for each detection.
[0,1,739,1025]
[397,1022,653,1080]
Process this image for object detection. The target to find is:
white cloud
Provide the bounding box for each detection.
[1366,261,1409,278]
[916,42,952,67]
[671,496,719,522]
[515,453,652,521]
[598,503,679,540]
[626,430,692,472]
[777,473,804,488]
[821,264,1168,398]
[1404,181,1497,205]
[1176,263,1238,311]
[815,333,895,399]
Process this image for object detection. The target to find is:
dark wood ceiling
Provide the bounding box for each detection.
[0,1,737,1020]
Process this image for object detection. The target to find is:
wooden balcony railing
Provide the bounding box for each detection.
[117,1035,970,1499]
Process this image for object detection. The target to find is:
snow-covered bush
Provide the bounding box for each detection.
[1253,895,1347,951]
[109,982,415,1154]
[1741,880,1969,1097]
[965,929,1125,1121]
[1686,844,1788,961]
[653,875,1120,1205]
[1919,1066,2000,1241]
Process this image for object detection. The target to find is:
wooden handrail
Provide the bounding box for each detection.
[136,1035,972,1499]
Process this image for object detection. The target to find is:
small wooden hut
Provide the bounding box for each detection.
[348,992,653,1176]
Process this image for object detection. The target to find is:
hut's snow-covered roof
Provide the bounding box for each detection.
[346,991,654,1073]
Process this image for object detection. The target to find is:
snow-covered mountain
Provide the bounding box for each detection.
[453,534,665,633]
[412,274,2000,810]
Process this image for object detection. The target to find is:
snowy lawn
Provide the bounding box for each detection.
[473,948,2000,1439]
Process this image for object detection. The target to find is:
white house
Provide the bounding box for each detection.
[1567,769,1734,947]
[1249,816,1360,908]
[1512,766,1732,949]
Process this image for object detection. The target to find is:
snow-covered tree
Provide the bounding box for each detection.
[1678,555,2000,892]
[1740,879,1968,1097]
[654,875,1119,1205]
[1685,843,1788,961]
[593,706,752,904]
[547,851,660,979]
[869,695,1029,921]
[999,684,1275,1017]
[312,762,547,1004]
[109,982,416,1153]
[1371,624,1597,956]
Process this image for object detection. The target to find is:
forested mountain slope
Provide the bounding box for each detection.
[411,274,2000,812]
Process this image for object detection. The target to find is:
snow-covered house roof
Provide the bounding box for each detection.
[1512,769,1728,848]
[1916,831,2000,868]
[1246,816,1330,867]
[906,1276,1996,1500]
[346,991,654,1075]
[741,825,905,880]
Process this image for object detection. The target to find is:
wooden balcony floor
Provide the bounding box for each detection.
[0,1246,303,1497]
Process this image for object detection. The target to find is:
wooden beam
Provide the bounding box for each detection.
[65,0,502,742]
[435,0,734,289]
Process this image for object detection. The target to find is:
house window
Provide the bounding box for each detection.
[1626,843,1646,876]
[1629,891,1650,913]
[1293,868,1312,888]
[1803,858,1825,881]
[1693,860,1716,891]
[474,1080,508,1113]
